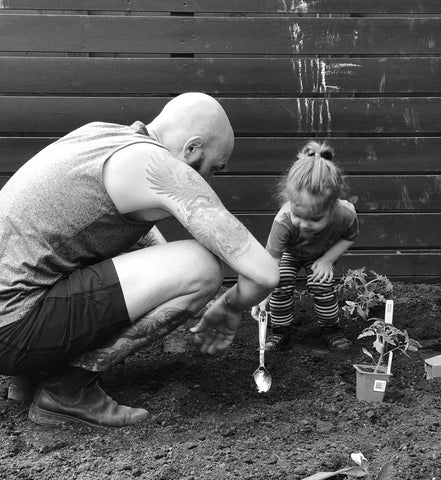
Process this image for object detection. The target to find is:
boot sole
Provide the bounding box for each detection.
[28,403,148,428]
[29,403,108,429]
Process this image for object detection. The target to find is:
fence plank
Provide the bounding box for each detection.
[1,97,441,135]
[209,175,441,212]
[1,15,441,54]
[3,0,441,14]
[156,213,441,249]
[228,138,441,174]
[2,57,441,95]
[158,216,441,278]
[220,253,441,281]
[2,137,441,175]
[1,174,438,213]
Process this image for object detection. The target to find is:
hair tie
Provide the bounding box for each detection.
[321,150,333,161]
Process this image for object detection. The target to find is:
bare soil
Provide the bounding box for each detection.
[1,282,441,480]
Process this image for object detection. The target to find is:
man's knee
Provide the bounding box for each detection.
[187,241,224,295]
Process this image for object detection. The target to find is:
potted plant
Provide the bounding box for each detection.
[339,268,393,321]
[354,301,421,402]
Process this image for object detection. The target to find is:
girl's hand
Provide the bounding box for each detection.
[310,258,334,283]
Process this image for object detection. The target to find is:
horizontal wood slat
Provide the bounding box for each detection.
[2,137,441,175]
[2,15,441,54]
[229,138,441,174]
[158,217,441,278]
[2,97,441,135]
[222,252,441,280]
[157,213,441,249]
[3,57,441,95]
[1,173,438,212]
[336,252,441,279]
[209,175,441,212]
[3,0,441,14]
[221,254,441,280]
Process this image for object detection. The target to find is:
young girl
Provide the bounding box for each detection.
[252,141,359,351]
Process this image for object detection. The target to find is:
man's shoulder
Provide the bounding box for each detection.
[111,141,172,165]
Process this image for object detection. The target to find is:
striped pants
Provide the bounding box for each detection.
[269,250,339,328]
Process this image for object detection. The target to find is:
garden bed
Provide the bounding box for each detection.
[1,282,441,480]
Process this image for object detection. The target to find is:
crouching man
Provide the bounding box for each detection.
[0,93,279,428]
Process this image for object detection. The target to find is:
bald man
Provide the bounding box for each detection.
[0,93,279,428]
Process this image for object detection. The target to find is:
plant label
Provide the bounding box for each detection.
[373,379,387,392]
[424,354,441,379]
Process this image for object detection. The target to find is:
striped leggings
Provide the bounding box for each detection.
[269,250,339,328]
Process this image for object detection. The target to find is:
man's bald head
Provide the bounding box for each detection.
[147,93,234,178]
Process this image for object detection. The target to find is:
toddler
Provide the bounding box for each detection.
[252,141,359,351]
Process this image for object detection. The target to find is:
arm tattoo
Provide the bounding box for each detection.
[145,158,251,261]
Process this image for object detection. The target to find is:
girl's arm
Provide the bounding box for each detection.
[321,238,354,264]
[311,239,354,283]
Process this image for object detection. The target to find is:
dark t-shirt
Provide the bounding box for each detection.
[266,199,359,261]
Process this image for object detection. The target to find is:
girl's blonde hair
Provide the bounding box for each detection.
[278,141,342,213]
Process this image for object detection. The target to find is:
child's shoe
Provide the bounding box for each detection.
[265,325,291,351]
[320,325,351,351]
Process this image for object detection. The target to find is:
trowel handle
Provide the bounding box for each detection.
[258,311,268,362]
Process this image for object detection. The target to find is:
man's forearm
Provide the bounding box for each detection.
[221,275,276,314]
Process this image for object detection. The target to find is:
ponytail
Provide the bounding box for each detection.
[278,141,342,211]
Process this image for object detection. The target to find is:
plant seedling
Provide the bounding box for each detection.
[301,452,394,479]
[358,319,421,374]
[339,268,393,321]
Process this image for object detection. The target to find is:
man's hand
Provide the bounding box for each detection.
[190,297,241,355]
[251,295,270,321]
[310,257,334,283]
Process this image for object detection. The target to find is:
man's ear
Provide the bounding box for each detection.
[183,136,203,159]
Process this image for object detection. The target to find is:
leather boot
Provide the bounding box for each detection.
[8,376,36,403]
[28,367,148,428]
[8,373,46,404]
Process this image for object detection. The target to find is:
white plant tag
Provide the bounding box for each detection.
[373,379,387,392]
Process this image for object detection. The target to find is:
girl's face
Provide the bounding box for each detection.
[289,200,332,234]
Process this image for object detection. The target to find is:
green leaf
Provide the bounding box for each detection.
[345,466,369,478]
[376,461,394,480]
[361,348,375,362]
[373,338,383,354]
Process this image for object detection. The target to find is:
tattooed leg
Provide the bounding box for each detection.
[71,240,223,371]
[71,305,193,372]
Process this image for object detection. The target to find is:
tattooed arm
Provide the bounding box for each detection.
[145,153,278,292]
[143,153,279,353]
[104,144,279,353]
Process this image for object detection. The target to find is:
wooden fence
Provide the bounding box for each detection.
[1,1,440,282]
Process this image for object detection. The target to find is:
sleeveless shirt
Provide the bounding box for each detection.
[0,121,168,327]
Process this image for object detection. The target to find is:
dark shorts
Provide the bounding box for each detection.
[0,259,131,376]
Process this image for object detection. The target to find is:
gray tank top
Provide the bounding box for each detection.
[0,121,168,327]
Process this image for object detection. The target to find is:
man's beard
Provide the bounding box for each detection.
[187,157,204,174]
